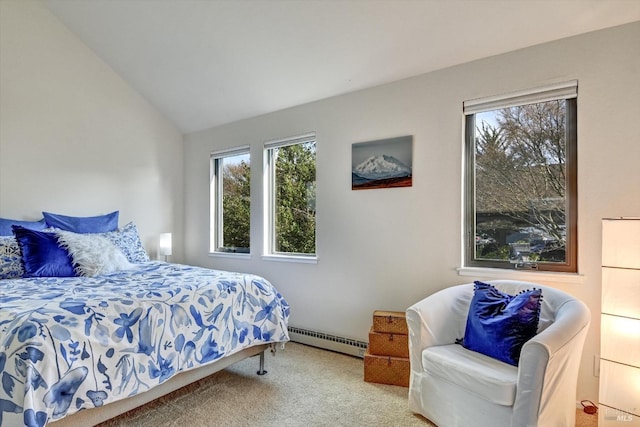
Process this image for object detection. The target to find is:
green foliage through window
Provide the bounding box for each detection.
[268,138,316,256]
[464,83,577,272]
[211,151,250,253]
[221,159,250,251]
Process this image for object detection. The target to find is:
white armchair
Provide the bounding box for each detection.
[406,280,590,427]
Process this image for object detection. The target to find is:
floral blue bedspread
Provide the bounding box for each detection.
[0,262,290,426]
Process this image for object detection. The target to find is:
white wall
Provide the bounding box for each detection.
[0,0,184,260]
[184,21,640,402]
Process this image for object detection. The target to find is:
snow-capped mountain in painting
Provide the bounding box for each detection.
[353,155,412,180]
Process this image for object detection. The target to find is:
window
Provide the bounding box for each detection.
[264,133,316,258]
[210,147,251,254]
[464,81,577,272]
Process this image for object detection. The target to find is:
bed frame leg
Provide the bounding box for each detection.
[257,350,268,375]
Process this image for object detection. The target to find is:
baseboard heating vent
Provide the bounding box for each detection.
[288,326,368,358]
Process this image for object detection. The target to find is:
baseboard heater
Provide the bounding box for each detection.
[288,326,368,358]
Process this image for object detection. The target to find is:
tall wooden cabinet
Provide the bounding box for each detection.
[600,218,640,426]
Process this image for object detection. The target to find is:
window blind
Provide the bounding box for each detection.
[211,145,250,159]
[463,80,577,115]
[264,132,316,149]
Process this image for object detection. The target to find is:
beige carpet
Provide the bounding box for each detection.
[97,342,599,427]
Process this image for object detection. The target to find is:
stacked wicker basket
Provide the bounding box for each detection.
[363,310,410,387]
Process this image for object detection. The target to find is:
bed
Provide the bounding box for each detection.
[0,233,290,427]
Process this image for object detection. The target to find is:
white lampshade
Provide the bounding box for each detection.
[602,267,640,319]
[599,360,640,419]
[159,233,172,256]
[600,218,640,424]
[602,218,640,269]
[601,314,640,368]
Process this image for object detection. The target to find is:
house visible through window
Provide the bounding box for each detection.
[464,81,577,272]
[210,147,250,254]
[264,133,316,258]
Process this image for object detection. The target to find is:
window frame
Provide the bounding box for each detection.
[263,132,317,260]
[210,146,251,257]
[463,81,578,273]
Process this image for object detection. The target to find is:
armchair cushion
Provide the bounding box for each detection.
[462,281,542,365]
[423,344,517,406]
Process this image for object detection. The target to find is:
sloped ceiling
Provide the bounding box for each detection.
[43,0,640,133]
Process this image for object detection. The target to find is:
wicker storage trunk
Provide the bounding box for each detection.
[364,310,410,387]
[372,310,408,335]
[363,352,410,387]
[368,327,409,358]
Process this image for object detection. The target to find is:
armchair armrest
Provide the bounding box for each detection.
[513,299,591,425]
[406,284,473,371]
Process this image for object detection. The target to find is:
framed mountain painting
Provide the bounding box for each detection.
[352,135,413,190]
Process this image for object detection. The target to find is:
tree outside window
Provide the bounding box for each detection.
[465,85,577,272]
[266,136,316,257]
[211,150,250,254]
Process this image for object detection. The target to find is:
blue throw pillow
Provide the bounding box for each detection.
[462,281,542,366]
[12,226,76,277]
[43,211,119,233]
[0,217,46,236]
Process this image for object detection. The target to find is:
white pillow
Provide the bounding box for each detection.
[56,230,132,277]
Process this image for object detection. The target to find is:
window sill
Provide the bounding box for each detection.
[262,254,317,264]
[456,266,585,285]
[208,252,251,260]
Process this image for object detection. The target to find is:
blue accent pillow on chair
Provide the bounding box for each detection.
[43,211,119,233]
[462,281,542,366]
[0,217,46,236]
[12,226,76,277]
